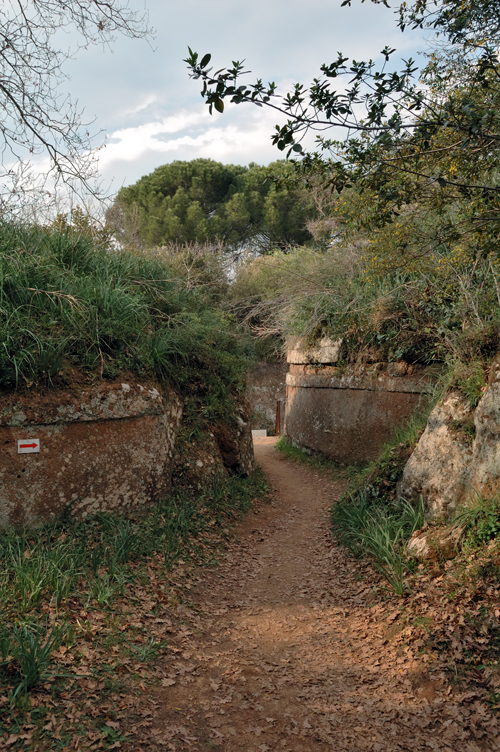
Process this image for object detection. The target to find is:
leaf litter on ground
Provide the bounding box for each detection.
[1,445,500,750]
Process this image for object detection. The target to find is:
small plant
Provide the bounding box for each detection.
[0,622,11,661]
[128,636,168,662]
[87,572,122,607]
[454,491,500,547]
[7,622,66,700]
[331,490,425,596]
[111,519,140,564]
[1,536,84,612]
[452,418,477,445]
[400,496,426,535]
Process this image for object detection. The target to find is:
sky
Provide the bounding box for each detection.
[58,0,431,195]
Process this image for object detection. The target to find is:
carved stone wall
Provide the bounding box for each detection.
[0,379,183,528]
[284,339,438,463]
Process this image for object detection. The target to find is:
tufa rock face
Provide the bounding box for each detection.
[0,379,183,528]
[399,378,500,519]
[211,399,254,477]
[171,398,255,490]
[171,432,229,491]
[468,382,500,498]
[0,381,255,529]
[398,391,474,519]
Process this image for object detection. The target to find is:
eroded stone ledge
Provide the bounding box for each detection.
[286,363,438,394]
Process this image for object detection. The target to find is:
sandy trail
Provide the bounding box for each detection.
[149,438,496,751]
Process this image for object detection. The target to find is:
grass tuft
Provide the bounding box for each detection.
[0,221,253,431]
[453,491,500,548]
[331,491,424,596]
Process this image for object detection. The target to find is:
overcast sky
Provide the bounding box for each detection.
[62,0,430,194]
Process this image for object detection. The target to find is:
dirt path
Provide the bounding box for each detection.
[147,438,497,751]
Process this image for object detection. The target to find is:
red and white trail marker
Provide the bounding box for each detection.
[18,439,40,454]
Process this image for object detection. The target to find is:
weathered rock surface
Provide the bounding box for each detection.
[171,398,255,490]
[400,379,500,518]
[0,379,183,528]
[468,382,500,497]
[407,525,459,561]
[287,336,345,365]
[398,391,474,518]
[211,398,255,477]
[0,381,256,528]
[171,432,229,491]
[284,361,438,464]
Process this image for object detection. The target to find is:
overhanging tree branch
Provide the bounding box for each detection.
[0,0,152,201]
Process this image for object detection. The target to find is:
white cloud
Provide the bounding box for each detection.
[97,103,286,182]
[120,94,161,117]
[100,108,212,165]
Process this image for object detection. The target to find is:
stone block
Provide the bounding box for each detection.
[284,362,438,464]
[287,337,345,365]
[285,383,423,464]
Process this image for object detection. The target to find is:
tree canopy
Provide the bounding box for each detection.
[108,159,314,253]
[185,0,500,266]
[199,0,500,375]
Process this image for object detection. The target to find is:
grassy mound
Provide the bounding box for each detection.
[0,221,252,428]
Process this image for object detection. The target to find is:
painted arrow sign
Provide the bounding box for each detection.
[18,439,40,454]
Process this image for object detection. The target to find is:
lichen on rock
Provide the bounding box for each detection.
[399,379,500,519]
[398,391,474,518]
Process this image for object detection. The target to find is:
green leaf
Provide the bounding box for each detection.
[200,53,212,68]
[214,98,224,113]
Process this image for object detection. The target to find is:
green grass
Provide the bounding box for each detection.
[275,436,364,477]
[0,622,67,702]
[0,469,268,702]
[325,395,438,596]
[0,221,253,427]
[453,491,500,548]
[331,490,424,596]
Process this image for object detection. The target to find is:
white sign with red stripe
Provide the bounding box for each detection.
[18,439,40,454]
